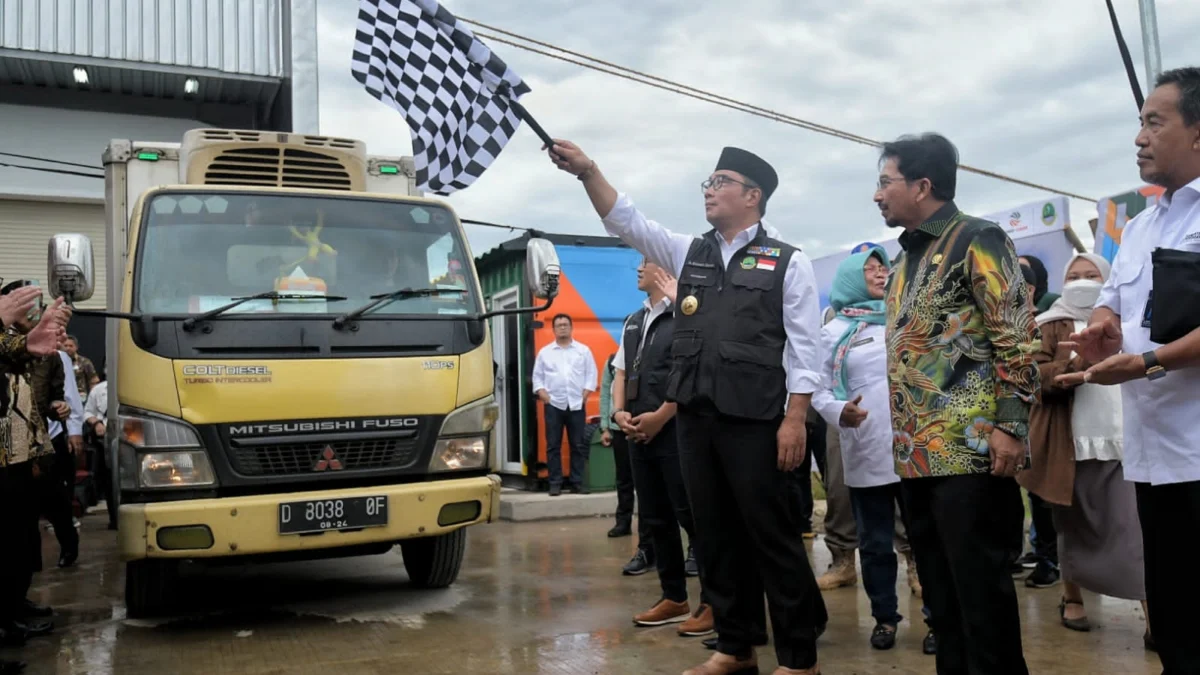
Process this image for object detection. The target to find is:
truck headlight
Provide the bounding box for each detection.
[429,397,498,472]
[118,409,216,489]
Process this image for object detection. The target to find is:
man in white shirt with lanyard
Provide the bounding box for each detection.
[1059,66,1200,674]
[532,314,598,497]
[547,140,827,675]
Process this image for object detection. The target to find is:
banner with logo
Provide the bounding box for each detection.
[1094,185,1165,263]
[981,196,1071,242]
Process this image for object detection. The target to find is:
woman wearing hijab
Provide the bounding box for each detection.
[814,245,932,653]
[1017,252,1151,647]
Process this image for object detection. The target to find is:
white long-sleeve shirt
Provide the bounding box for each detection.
[84,380,108,426]
[1096,176,1200,485]
[48,350,84,439]
[812,319,897,488]
[532,340,597,411]
[601,193,823,394]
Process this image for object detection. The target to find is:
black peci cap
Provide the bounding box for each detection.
[715,147,779,204]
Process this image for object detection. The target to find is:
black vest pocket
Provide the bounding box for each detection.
[666,331,704,403]
[714,340,786,421]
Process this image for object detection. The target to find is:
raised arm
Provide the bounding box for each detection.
[548,140,692,276]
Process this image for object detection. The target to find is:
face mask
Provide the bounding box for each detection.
[1062,279,1102,309]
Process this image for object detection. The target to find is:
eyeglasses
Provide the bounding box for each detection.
[876,176,909,191]
[701,175,757,193]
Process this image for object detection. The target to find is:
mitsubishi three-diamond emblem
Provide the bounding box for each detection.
[313,446,343,471]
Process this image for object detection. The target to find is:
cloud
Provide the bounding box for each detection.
[318,0,1200,260]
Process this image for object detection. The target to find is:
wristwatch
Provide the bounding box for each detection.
[1143,351,1167,381]
[610,408,624,424]
[995,420,1029,441]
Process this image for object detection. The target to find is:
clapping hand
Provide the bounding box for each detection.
[650,269,678,303]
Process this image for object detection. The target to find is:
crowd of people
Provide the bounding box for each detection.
[535,65,1200,675]
[0,287,111,675]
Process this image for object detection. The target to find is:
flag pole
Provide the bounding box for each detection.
[500,83,560,157]
[1105,0,1146,112]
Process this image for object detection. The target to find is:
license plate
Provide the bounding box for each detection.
[278,496,388,535]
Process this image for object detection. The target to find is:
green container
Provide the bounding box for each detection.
[584,428,616,491]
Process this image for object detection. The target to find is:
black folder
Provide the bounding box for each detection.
[1150,247,1200,344]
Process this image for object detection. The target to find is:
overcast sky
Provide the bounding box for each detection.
[316,0,1200,261]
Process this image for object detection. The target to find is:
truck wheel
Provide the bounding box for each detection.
[399,528,467,589]
[125,560,178,618]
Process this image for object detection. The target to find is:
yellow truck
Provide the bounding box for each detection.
[45,129,560,617]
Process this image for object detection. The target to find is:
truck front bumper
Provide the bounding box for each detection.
[117,475,502,561]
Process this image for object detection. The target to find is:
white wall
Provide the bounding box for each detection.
[0,104,205,201]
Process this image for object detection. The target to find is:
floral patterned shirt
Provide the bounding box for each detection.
[885,202,1041,478]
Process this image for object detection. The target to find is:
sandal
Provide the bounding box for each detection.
[1059,598,1091,632]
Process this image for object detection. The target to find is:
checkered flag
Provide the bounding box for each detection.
[352,0,531,195]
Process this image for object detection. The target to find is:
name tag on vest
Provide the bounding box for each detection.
[850,336,875,348]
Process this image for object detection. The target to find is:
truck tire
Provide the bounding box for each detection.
[399,528,467,589]
[125,560,178,618]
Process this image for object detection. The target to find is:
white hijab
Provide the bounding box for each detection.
[1035,253,1111,327]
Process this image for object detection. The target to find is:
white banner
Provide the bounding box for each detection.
[981,196,1070,241]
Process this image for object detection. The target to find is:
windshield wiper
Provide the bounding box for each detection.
[182,290,348,331]
[333,287,468,329]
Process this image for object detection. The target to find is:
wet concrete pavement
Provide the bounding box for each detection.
[9,514,1161,674]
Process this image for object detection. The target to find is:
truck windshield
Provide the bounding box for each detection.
[134,191,479,317]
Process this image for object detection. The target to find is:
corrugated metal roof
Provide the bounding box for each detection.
[0,0,284,78]
[0,55,279,104]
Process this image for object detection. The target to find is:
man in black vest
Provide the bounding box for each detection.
[548,140,827,675]
[613,258,712,638]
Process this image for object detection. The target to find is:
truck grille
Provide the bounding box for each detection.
[230,437,422,476]
[203,147,354,190]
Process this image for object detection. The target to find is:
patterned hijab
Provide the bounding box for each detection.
[829,245,889,400]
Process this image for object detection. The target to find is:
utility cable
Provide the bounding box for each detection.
[464,19,1098,203]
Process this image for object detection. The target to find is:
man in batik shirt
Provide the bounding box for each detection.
[874,133,1040,675]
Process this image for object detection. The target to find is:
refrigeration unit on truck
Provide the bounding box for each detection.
[44,128,560,617]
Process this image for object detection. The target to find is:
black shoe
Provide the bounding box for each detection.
[702,637,718,650]
[1015,551,1040,568]
[0,660,26,675]
[608,522,632,538]
[58,545,79,568]
[684,545,699,577]
[20,600,52,619]
[923,630,937,655]
[622,549,655,576]
[1025,560,1060,588]
[548,484,562,497]
[13,618,52,639]
[870,624,897,650]
[570,484,590,495]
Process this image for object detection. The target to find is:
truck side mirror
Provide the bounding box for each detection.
[525,238,560,300]
[48,234,96,303]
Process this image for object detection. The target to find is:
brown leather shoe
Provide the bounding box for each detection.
[678,603,714,637]
[682,651,758,675]
[634,598,690,626]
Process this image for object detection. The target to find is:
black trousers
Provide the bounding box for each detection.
[0,461,39,622]
[1136,480,1200,675]
[901,474,1029,675]
[89,432,117,528]
[790,417,828,532]
[611,430,652,552]
[1028,491,1058,564]
[630,419,705,604]
[677,409,826,669]
[544,405,586,488]
[43,434,79,556]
